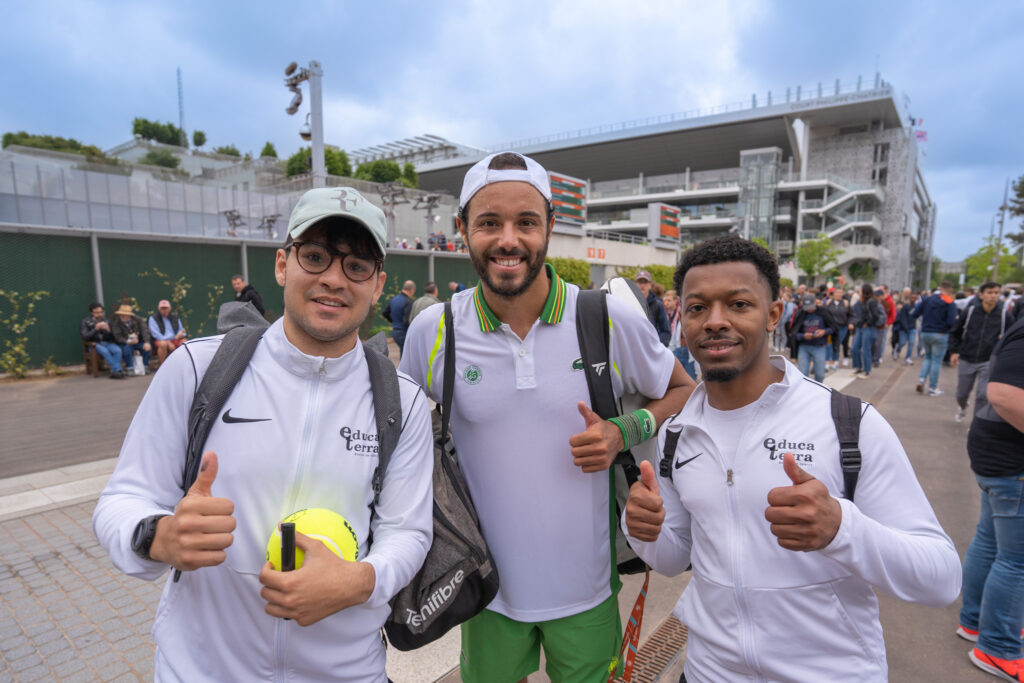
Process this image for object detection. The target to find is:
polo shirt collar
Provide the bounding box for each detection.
[472,263,567,332]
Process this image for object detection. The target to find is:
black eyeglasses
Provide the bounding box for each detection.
[289,241,381,282]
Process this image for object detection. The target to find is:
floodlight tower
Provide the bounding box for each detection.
[284,60,325,188]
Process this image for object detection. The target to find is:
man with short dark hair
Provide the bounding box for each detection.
[913,280,959,396]
[402,151,693,682]
[384,280,415,355]
[950,281,1009,422]
[148,299,187,365]
[231,274,266,316]
[624,235,960,682]
[80,302,127,378]
[93,187,433,681]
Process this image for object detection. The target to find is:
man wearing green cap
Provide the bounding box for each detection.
[94,187,434,681]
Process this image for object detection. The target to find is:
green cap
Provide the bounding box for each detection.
[286,187,388,258]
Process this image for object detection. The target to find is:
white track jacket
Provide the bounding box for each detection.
[624,358,960,682]
[93,320,433,682]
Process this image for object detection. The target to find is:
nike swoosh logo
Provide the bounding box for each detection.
[674,453,702,469]
[222,409,271,424]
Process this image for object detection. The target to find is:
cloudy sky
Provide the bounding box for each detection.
[2,0,1020,261]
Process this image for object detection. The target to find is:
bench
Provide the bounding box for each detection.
[82,341,161,376]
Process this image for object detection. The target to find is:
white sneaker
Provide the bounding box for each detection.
[842,359,849,367]
[904,358,913,365]
[929,388,945,397]
[955,408,966,422]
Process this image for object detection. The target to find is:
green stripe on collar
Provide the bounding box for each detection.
[472,263,567,332]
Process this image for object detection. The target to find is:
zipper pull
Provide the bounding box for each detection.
[727,469,734,486]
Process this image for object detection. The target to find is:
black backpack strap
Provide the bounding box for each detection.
[365,334,402,507]
[830,390,862,501]
[176,325,263,583]
[659,421,683,479]
[183,326,264,493]
[440,302,455,442]
[575,290,636,477]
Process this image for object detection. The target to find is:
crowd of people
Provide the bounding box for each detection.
[80,274,271,378]
[86,152,1024,683]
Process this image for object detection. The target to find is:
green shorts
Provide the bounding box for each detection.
[459,592,622,683]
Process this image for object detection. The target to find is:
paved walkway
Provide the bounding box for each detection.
[0,356,995,681]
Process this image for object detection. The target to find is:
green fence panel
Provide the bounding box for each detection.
[98,237,243,340]
[244,245,282,321]
[0,231,95,367]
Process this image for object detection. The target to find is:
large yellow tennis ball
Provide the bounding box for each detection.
[266,508,359,571]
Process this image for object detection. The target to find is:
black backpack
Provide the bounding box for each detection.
[173,301,403,581]
[383,302,500,650]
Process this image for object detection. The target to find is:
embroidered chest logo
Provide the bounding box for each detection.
[571,357,584,371]
[462,364,482,385]
[762,437,816,464]
[339,426,379,456]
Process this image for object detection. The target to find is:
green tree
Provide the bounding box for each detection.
[795,235,843,286]
[0,289,50,378]
[848,261,876,286]
[139,149,181,169]
[1004,174,1024,249]
[285,146,352,178]
[401,162,419,188]
[546,257,590,287]
[213,144,241,157]
[354,159,403,184]
[192,130,207,148]
[260,142,278,158]
[750,236,771,251]
[964,237,1023,286]
[133,117,187,147]
[2,131,115,164]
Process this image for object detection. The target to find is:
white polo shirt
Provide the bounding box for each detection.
[401,265,675,621]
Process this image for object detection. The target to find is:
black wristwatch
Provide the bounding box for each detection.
[131,514,170,561]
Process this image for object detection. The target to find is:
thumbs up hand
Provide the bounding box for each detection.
[569,402,625,473]
[259,532,377,626]
[625,461,665,542]
[149,452,236,570]
[764,452,842,552]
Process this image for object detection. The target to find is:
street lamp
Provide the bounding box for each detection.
[284,61,325,188]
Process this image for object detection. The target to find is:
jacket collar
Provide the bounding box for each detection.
[679,355,798,427]
[262,318,365,381]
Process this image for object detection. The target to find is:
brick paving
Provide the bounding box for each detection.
[0,502,162,682]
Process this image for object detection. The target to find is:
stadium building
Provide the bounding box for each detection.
[371,74,937,289]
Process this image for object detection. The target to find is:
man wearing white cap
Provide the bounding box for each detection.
[401,152,694,682]
[93,187,434,682]
[148,299,187,365]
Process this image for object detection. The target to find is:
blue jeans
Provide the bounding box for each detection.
[798,343,827,382]
[94,341,123,373]
[673,347,697,380]
[120,343,151,370]
[918,332,949,390]
[826,327,847,362]
[960,474,1024,659]
[897,328,916,360]
[850,327,876,375]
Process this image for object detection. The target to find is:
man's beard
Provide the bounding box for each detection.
[704,367,740,383]
[468,240,549,298]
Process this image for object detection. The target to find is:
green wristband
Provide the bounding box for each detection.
[609,409,657,451]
